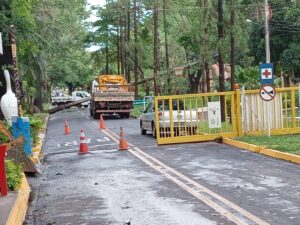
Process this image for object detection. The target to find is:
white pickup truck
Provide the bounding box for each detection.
[51,91,90,107]
[140,99,207,138]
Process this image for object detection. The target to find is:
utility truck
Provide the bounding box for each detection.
[90,75,135,119]
[51,90,90,108]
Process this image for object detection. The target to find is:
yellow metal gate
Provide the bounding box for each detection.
[155,87,300,145]
[155,91,241,145]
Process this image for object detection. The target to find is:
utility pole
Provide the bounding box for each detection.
[230,0,235,91]
[264,0,270,63]
[264,0,271,136]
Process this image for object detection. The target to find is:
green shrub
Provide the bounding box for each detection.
[0,120,11,144]
[0,131,10,144]
[25,115,44,145]
[30,116,44,145]
[5,160,23,191]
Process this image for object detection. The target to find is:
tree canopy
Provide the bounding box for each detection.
[1,0,300,111]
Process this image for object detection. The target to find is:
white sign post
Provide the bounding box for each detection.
[0,32,3,55]
[208,101,221,129]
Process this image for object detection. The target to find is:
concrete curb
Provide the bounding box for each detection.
[6,174,30,225]
[223,138,300,164]
[30,114,49,164]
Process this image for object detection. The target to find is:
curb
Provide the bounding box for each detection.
[6,174,30,225]
[30,114,49,164]
[223,138,300,164]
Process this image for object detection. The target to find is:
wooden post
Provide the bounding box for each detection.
[9,25,21,115]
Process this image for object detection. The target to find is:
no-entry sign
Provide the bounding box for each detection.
[259,85,276,101]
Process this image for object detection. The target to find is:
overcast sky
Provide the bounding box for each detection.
[86,0,106,21]
[86,0,106,51]
[87,0,106,8]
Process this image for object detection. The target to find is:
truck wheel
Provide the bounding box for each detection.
[93,110,99,119]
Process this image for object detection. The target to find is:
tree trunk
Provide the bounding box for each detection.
[163,0,171,94]
[117,25,120,75]
[218,0,226,121]
[105,44,109,74]
[205,62,210,92]
[126,2,131,83]
[189,69,202,94]
[204,2,210,94]
[230,0,235,90]
[133,0,139,98]
[120,16,125,75]
[153,0,159,95]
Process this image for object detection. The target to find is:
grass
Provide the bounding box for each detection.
[131,105,146,118]
[236,135,300,155]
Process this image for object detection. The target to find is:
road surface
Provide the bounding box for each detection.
[25,108,300,225]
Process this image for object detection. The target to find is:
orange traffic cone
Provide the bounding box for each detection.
[99,114,106,129]
[118,127,129,151]
[64,119,71,135]
[79,129,89,154]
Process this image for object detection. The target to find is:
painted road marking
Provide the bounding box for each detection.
[45,143,117,156]
[47,137,110,149]
[97,137,110,142]
[46,142,116,150]
[101,128,270,225]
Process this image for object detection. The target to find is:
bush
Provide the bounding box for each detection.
[0,120,11,144]
[24,114,44,146]
[0,132,10,144]
[29,116,44,145]
[5,160,23,191]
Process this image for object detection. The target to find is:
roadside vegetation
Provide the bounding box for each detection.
[236,135,300,155]
[132,105,145,118]
[5,160,23,191]
[25,113,47,146]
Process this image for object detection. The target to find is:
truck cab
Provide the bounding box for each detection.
[72,91,90,108]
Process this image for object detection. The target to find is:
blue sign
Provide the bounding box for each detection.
[260,63,274,85]
[12,116,32,156]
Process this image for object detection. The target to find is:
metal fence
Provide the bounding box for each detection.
[242,87,300,135]
[155,87,300,145]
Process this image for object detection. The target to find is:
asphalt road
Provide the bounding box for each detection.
[25,108,300,225]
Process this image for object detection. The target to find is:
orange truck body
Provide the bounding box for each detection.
[90,75,135,119]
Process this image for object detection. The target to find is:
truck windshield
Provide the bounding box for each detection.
[158,100,185,110]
